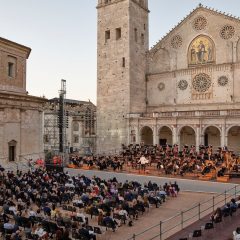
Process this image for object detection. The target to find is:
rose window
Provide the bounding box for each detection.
[218,76,229,86]
[220,25,235,40]
[193,16,207,30]
[171,35,183,49]
[192,73,211,92]
[178,80,188,90]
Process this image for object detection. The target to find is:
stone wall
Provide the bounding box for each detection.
[0,96,45,167]
[0,38,30,94]
[96,0,149,153]
[147,6,240,110]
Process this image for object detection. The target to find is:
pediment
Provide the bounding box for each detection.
[149,4,240,57]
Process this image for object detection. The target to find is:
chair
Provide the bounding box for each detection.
[62,205,68,210]
[73,202,84,208]
[94,226,105,239]
[8,210,14,216]
[34,216,43,223]
[105,221,116,231]
[20,217,31,228]
[113,213,120,220]
[4,228,14,240]
[94,226,103,234]
[64,221,72,229]
[205,222,214,230]
[42,221,50,233]
[86,225,93,231]
[179,238,188,240]
[48,222,59,233]
[90,207,99,219]
[72,207,77,212]
[67,206,73,212]
[192,229,202,238]
[214,217,222,223]
[77,217,85,223]
[72,230,81,240]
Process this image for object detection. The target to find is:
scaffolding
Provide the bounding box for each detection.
[44,97,96,154]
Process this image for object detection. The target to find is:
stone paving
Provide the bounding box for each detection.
[66,168,226,240]
[66,168,240,240]
[88,191,214,240]
[168,206,240,240]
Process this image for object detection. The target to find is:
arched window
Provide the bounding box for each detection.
[188,35,215,66]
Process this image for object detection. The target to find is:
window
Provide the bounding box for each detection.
[74,135,79,143]
[7,56,17,78]
[116,28,121,40]
[8,62,14,77]
[122,57,125,67]
[131,130,136,143]
[73,122,79,131]
[8,140,17,161]
[134,28,138,42]
[105,30,110,42]
[141,33,144,45]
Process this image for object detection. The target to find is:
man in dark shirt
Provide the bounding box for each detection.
[79,227,96,240]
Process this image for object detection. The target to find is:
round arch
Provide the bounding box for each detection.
[227,126,240,153]
[158,126,173,146]
[149,48,170,73]
[188,35,215,66]
[140,126,153,145]
[204,126,221,151]
[179,126,196,148]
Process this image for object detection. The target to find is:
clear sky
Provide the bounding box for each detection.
[0,0,239,104]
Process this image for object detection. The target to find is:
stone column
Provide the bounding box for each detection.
[136,125,140,144]
[153,125,158,145]
[225,131,228,147]
[221,125,226,147]
[196,125,200,150]
[172,125,178,145]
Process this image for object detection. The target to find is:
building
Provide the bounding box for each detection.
[97,0,240,153]
[0,37,46,169]
[44,98,96,154]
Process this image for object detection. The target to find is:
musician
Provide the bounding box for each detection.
[138,155,149,171]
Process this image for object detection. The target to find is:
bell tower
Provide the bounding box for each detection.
[96,0,149,153]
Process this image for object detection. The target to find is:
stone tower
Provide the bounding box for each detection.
[96,0,149,153]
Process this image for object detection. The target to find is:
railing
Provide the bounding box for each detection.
[127,185,240,240]
[228,110,240,116]
[200,110,220,116]
[129,109,240,119]
[178,111,195,117]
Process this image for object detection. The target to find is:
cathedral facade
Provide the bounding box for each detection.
[97,0,240,153]
[0,37,46,169]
